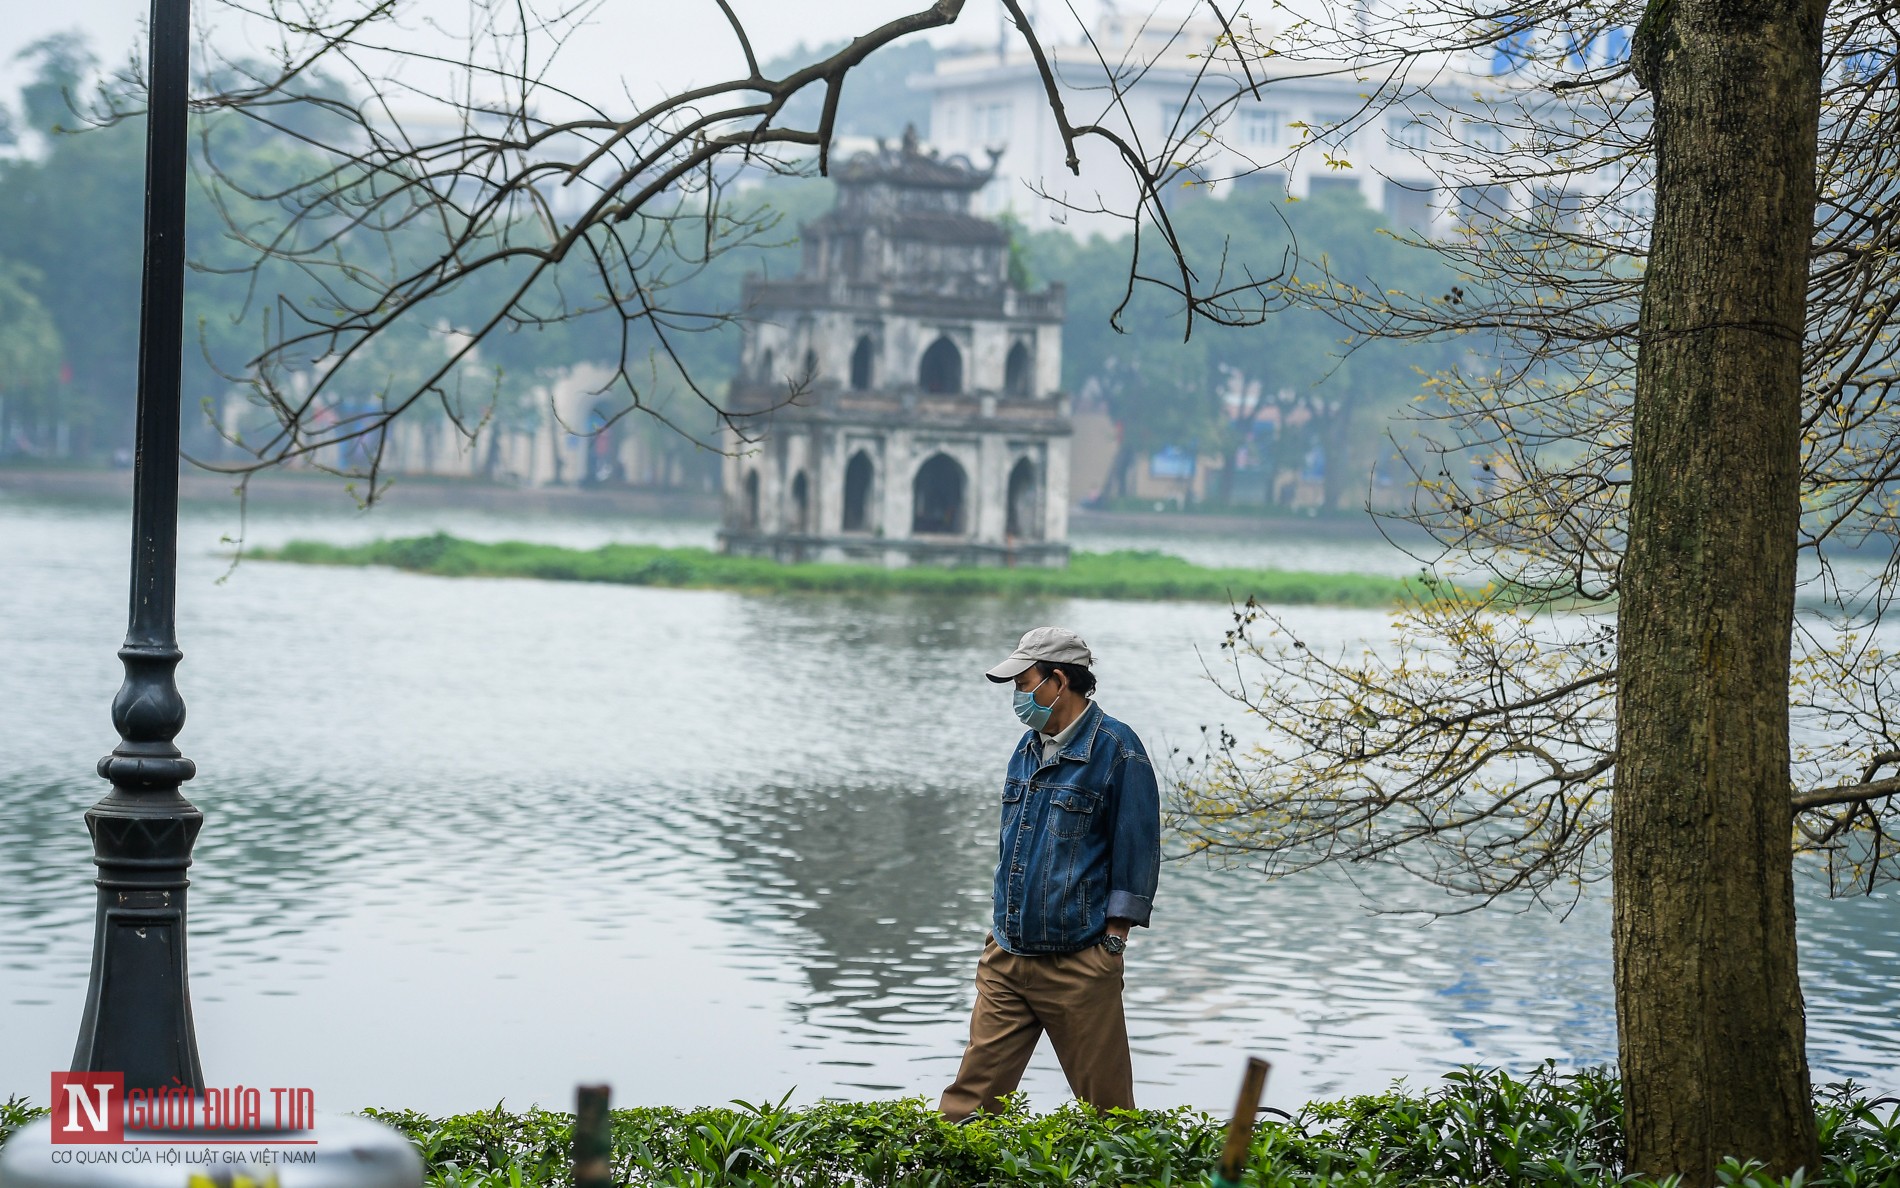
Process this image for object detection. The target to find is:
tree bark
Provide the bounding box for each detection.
[1614,0,1826,1177]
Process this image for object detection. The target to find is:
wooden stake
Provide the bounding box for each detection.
[573,1084,612,1188]
[1215,1058,1271,1186]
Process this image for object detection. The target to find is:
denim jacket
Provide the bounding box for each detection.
[992,701,1161,954]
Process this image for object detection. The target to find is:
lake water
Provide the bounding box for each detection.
[2,493,1896,1116]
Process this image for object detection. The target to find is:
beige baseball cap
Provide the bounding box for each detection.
[984,627,1095,683]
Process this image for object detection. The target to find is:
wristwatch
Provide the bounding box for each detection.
[1101,934,1127,955]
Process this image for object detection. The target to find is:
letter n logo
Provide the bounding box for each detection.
[50,1072,124,1143]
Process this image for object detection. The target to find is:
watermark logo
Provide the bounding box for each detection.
[50,1073,123,1144]
[47,1074,316,1145]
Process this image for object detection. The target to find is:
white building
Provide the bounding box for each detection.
[916,14,1634,239]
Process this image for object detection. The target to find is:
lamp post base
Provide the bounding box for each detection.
[68,780,203,1093]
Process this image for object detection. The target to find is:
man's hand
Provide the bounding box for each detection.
[1106,918,1132,941]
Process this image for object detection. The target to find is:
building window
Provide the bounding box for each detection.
[742,470,760,530]
[1464,120,1509,153]
[1242,108,1285,147]
[912,453,967,535]
[981,102,1012,143]
[850,335,876,391]
[1383,180,1435,231]
[843,451,875,532]
[1238,170,1291,198]
[1389,116,1432,151]
[1612,188,1655,229]
[1313,111,1356,149]
[1163,98,1213,139]
[1537,186,1584,233]
[1308,176,1364,205]
[919,336,963,394]
[1457,184,1511,227]
[1005,341,1033,397]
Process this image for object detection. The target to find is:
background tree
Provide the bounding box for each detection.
[0,37,356,459]
[1155,0,1900,1177]
[762,37,939,140]
[0,261,64,445]
[0,36,142,455]
[151,0,1230,499]
[1024,184,1456,510]
[1609,0,1829,1166]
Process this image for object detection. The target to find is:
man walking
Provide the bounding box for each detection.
[939,626,1161,1119]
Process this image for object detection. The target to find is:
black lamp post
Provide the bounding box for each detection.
[68,0,204,1092]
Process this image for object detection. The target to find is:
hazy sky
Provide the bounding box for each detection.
[0,0,1050,115]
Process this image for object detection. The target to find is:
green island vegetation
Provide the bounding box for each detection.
[5,1068,1897,1187]
[259,533,1423,607]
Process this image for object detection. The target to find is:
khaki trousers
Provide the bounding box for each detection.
[938,935,1134,1119]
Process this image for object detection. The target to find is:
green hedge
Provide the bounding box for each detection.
[14,1068,1891,1188]
[257,533,1419,607]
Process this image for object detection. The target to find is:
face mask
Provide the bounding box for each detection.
[1013,675,1058,731]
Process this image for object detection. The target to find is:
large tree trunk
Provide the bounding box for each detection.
[1614,0,1825,1178]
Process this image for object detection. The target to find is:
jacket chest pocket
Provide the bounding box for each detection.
[1002,780,1025,805]
[1047,786,1098,837]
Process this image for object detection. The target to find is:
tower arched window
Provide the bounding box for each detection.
[790,471,810,534]
[1005,341,1034,397]
[919,336,963,395]
[843,451,875,532]
[1006,457,1041,540]
[850,336,876,391]
[912,453,967,535]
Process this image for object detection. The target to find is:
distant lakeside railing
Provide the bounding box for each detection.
[725,381,1072,424]
[743,276,1066,320]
